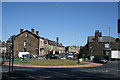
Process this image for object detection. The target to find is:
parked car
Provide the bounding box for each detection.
[32,54,38,58]
[68,52,74,55]
[45,54,59,59]
[2,56,10,59]
[76,54,83,59]
[66,54,74,60]
[58,55,66,60]
[0,58,3,64]
[73,54,78,59]
[93,57,108,64]
[18,52,30,58]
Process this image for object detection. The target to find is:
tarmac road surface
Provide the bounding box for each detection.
[1,61,120,80]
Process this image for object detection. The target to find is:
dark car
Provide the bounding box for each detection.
[93,57,108,64]
[73,54,78,59]
[77,54,83,59]
[45,54,59,59]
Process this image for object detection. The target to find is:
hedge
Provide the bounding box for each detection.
[84,54,109,60]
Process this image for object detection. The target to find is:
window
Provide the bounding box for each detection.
[105,51,109,55]
[24,40,27,46]
[105,44,109,48]
[25,34,28,38]
[23,48,26,52]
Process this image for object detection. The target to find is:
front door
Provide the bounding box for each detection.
[104,50,110,55]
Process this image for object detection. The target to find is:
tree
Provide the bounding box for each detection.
[79,46,87,54]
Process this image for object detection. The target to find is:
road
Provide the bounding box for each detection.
[1,61,120,80]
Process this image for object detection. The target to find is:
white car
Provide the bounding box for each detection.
[32,54,38,58]
[68,52,74,55]
[67,54,74,59]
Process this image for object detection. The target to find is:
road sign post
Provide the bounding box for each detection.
[9,35,15,72]
[11,35,15,72]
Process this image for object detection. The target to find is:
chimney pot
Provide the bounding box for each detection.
[20,29,24,33]
[95,30,99,37]
[31,29,34,34]
[36,31,39,36]
[99,32,102,37]
[56,37,59,46]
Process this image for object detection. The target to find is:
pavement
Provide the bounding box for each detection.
[2,61,103,68]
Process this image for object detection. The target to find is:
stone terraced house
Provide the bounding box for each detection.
[84,30,120,55]
[7,29,65,57]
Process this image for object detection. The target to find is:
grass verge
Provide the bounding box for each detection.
[14,59,89,66]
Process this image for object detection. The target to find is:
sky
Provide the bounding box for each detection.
[2,2,118,46]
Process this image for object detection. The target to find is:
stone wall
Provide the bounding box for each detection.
[14,32,39,57]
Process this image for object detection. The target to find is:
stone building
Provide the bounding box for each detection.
[0,41,2,54]
[65,46,80,53]
[85,30,120,55]
[6,39,11,55]
[8,29,65,57]
[45,39,64,54]
[0,41,7,56]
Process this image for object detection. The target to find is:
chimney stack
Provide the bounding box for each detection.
[56,37,59,46]
[20,29,23,33]
[95,30,100,41]
[36,31,39,36]
[99,32,102,37]
[95,30,100,37]
[31,29,34,34]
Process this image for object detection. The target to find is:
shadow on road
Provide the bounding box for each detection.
[2,65,119,80]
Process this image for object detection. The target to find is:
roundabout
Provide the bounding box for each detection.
[3,61,103,68]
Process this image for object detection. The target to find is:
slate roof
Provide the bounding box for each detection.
[15,30,40,38]
[15,30,63,47]
[44,38,48,44]
[88,36,116,42]
[48,40,57,46]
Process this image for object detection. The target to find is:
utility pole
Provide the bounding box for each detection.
[109,27,111,61]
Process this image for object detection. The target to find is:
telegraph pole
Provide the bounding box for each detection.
[109,27,111,61]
